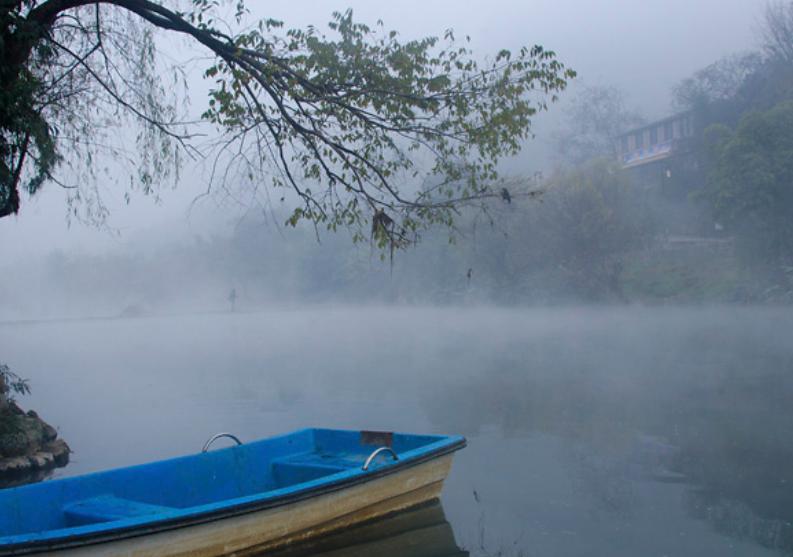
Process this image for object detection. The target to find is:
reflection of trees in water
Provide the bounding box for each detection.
[686,490,793,554]
[668,367,793,553]
[569,448,639,519]
[467,492,534,557]
[420,352,653,446]
[420,336,793,552]
[659,331,793,550]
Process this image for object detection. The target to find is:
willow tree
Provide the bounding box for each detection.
[0,0,574,245]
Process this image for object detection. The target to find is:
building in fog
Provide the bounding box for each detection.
[616,112,694,171]
[616,111,713,235]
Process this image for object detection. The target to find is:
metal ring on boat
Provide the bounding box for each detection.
[362,447,399,470]
[202,433,243,453]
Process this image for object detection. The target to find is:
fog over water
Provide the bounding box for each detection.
[3,306,793,555]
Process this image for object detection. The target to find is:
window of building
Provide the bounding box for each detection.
[650,127,657,145]
[621,135,628,153]
[635,132,643,149]
[664,121,673,141]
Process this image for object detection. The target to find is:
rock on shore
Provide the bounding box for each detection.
[0,402,70,484]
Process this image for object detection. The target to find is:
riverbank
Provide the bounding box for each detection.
[622,239,793,305]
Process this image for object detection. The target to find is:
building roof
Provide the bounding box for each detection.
[617,111,692,139]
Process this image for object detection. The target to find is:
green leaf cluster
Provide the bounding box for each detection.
[703,101,793,263]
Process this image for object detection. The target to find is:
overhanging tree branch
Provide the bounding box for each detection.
[1,0,575,247]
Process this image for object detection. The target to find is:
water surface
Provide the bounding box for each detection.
[2,306,791,556]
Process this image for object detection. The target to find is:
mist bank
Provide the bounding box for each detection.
[0,198,786,323]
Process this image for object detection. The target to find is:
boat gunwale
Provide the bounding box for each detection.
[0,431,466,555]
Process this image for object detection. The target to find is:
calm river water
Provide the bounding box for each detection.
[2,306,793,556]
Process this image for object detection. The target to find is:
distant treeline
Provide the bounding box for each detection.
[3,4,793,316]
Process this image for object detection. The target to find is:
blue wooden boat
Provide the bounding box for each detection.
[0,428,465,556]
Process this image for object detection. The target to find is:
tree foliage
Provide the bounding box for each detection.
[674,2,793,126]
[763,0,793,65]
[673,52,764,114]
[671,2,793,252]
[465,159,654,302]
[0,0,575,244]
[0,363,30,405]
[703,101,793,264]
[553,85,643,166]
[523,159,653,297]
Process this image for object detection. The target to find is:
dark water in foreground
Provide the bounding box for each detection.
[2,306,793,556]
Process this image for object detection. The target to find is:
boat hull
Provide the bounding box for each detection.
[24,454,453,557]
[266,498,467,557]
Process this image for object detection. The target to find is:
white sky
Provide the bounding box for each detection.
[0,0,763,260]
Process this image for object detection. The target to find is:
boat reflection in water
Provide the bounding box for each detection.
[258,501,466,557]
